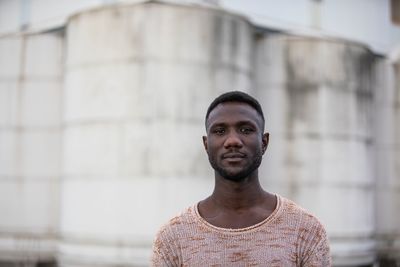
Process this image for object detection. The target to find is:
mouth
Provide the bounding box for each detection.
[222,152,246,160]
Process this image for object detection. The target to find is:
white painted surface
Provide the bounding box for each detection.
[64,63,141,122]
[374,59,400,259]
[24,34,63,78]
[0,1,399,265]
[0,0,19,34]
[1,0,399,55]
[63,124,120,177]
[19,81,61,128]
[0,37,22,78]
[60,3,251,265]
[17,130,61,178]
[0,180,59,231]
[0,32,63,261]
[220,0,400,55]
[0,129,18,176]
[0,81,18,128]
[255,36,377,263]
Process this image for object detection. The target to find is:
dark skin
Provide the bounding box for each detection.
[199,102,277,229]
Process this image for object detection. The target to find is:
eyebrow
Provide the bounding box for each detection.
[208,120,259,130]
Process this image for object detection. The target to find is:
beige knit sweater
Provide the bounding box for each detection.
[151,195,331,266]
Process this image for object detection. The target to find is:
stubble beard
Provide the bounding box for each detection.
[208,151,263,182]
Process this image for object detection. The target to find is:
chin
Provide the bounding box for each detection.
[209,157,261,183]
[219,169,251,182]
[222,175,248,183]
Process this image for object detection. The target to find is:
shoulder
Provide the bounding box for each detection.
[154,205,196,242]
[277,196,329,246]
[279,196,326,231]
[278,196,331,263]
[152,206,196,266]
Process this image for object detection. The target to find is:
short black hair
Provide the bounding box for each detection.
[205,91,265,130]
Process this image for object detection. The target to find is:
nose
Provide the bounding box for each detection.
[223,132,243,149]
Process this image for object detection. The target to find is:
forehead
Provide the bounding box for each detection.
[207,102,262,128]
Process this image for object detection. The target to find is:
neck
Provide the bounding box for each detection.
[210,171,266,211]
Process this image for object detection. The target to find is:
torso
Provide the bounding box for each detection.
[151,195,331,266]
[197,191,277,229]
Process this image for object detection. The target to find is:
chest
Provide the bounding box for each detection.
[178,232,300,266]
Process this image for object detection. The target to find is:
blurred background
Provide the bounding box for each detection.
[0,0,399,266]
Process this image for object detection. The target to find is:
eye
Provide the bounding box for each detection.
[240,127,254,134]
[212,128,225,135]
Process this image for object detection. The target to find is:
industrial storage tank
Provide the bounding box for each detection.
[61,2,253,265]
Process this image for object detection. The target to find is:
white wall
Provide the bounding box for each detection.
[60,3,251,265]
[220,0,400,55]
[0,32,63,262]
[255,36,378,265]
[0,0,399,265]
[0,0,399,55]
[0,0,400,54]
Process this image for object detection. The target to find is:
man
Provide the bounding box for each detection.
[151,91,331,266]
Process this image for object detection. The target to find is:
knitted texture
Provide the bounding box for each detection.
[151,195,331,266]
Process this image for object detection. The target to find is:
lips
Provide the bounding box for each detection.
[222,152,246,159]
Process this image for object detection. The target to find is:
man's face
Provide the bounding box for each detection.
[203,102,269,182]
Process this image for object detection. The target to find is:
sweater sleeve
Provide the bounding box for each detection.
[151,226,180,267]
[301,220,332,267]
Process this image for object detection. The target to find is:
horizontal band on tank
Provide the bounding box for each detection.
[61,118,205,126]
[329,233,376,241]
[375,233,400,239]
[0,126,61,131]
[65,56,252,74]
[256,81,376,94]
[279,132,373,142]
[58,175,211,180]
[0,235,57,261]
[0,230,58,239]
[0,76,62,81]
[0,176,60,181]
[59,233,152,248]
[58,245,150,267]
[265,180,376,189]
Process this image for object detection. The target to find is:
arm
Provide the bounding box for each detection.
[151,228,181,267]
[302,234,331,266]
[301,223,332,267]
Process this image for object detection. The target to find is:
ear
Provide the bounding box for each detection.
[202,136,208,152]
[262,132,269,155]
